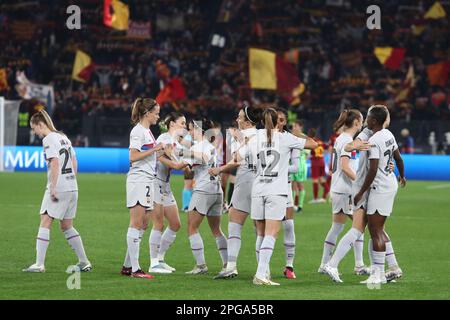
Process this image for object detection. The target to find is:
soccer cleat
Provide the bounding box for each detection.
[253,275,280,286]
[296,207,303,213]
[121,266,132,276]
[283,267,296,279]
[308,199,320,204]
[148,264,173,274]
[386,266,403,282]
[222,268,239,279]
[131,269,154,279]
[354,265,371,276]
[76,261,92,272]
[324,264,343,283]
[317,264,327,274]
[213,268,228,280]
[159,261,176,272]
[185,264,208,275]
[22,263,45,273]
[360,269,386,284]
[318,198,327,204]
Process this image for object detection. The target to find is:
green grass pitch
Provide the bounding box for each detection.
[0,172,449,300]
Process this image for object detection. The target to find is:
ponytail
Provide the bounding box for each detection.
[131,98,158,125]
[30,110,64,135]
[263,108,277,145]
[333,109,361,132]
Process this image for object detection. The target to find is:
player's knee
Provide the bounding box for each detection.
[170,220,181,232]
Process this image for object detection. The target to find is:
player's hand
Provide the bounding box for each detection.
[154,143,165,152]
[208,167,221,176]
[50,188,58,202]
[353,140,371,151]
[163,143,174,157]
[353,192,362,206]
[398,176,406,188]
[389,161,395,172]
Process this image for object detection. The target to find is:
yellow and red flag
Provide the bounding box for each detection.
[104,0,129,30]
[424,1,446,19]
[374,47,406,70]
[72,50,94,83]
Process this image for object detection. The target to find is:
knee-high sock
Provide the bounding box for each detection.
[158,227,177,261]
[313,182,319,199]
[215,233,228,267]
[256,236,276,279]
[283,220,296,268]
[64,227,89,263]
[321,181,330,199]
[127,227,141,272]
[182,189,193,210]
[149,229,162,267]
[36,227,50,266]
[227,222,242,270]
[124,229,144,268]
[189,233,206,266]
[328,228,362,268]
[372,250,386,274]
[299,190,306,208]
[321,222,345,265]
[255,235,264,263]
[385,241,399,268]
[354,232,365,267]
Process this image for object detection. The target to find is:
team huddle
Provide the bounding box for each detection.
[23,99,406,286]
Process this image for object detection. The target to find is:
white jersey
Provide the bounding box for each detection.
[354,128,373,188]
[240,130,306,197]
[368,129,399,193]
[128,123,157,183]
[234,128,258,188]
[186,139,222,194]
[42,132,78,192]
[330,132,355,194]
[155,132,182,183]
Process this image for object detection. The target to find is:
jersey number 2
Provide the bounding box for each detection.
[59,148,73,174]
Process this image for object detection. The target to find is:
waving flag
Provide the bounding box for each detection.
[374,47,406,70]
[104,0,129,30]
[424,1,446,19]
[72,50,94,83]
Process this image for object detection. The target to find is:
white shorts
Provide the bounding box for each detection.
[40,190,78,220]
[126,180,154,211]
[366,191,397,217]
[331,192,352,215]
[352,189,369,211]
[287,182,294,208]
[154,180,177,207]
[229,182,252,214]
[251,195,287,221]
[188,191,223,216]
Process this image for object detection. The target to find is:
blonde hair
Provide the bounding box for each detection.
[30,110,63,134]
[131,98,158,125]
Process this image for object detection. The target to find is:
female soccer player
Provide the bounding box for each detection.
[240,108,317,285]
[23,110,91,273]
[148,112,190,273]
[209,105,261,279]
[184,119,228,275]
[354,106,405,285]
[308,128,330,204]
[121,98,163,279]
[319,109,369,279]
[181,121,195,212]
[290,120,309,213]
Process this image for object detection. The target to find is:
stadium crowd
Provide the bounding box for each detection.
[0,0,449,146]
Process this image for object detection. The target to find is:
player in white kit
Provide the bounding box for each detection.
[354,106,406,285]
[319,109,370,281]
[209,105,261,279]
[184,119,228,275]
[239,108,317,285]
[23,110,91,273]
[121,98,163,279]
[148,112,190,273]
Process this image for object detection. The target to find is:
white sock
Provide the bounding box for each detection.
[215,233,228,267]
[149,229,162,267]
[328,228,361,268]
[158,228,177,261]
[256,236,276,279]
[189,233,206,266]
[124,229,144,268]
[227,222,242,269]
[64,227,88,264]
[385,241,398,268]
[36,227,50,266]
[321,222,344,265]
[354,232,365,267]
[126,227,141,272]
[372,250,386,274]
[368,238,374,266]
[282,219,296,268]
[255,235,264,263]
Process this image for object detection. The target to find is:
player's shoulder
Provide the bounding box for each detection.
[157,132,171,143]
[130,124,143,136]
[43,132,61,145]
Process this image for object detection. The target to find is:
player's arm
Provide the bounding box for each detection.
[208,157,240,176]
[354,158,378,205]
[304,137,318,150]
[129,144,164,162]
[72,153,78,175]
[49,157,60,201]
[393,149,406,187]
[344,139,371,152]
[340,156,356,180]
[157,154,189,170]
[288,150,300,174]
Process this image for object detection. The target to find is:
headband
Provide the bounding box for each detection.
[244,106,255,124]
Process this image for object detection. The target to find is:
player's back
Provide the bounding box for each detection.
[368,129,398,193]
[234,128,258,187]
[43,131,78,192]
[330,132,354,194]
[190,140,222,194]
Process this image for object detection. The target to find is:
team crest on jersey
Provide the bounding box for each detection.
[351,151,357,159]
[141,143,155,151]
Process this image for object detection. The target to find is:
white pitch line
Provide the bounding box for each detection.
[426,184,450,190]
